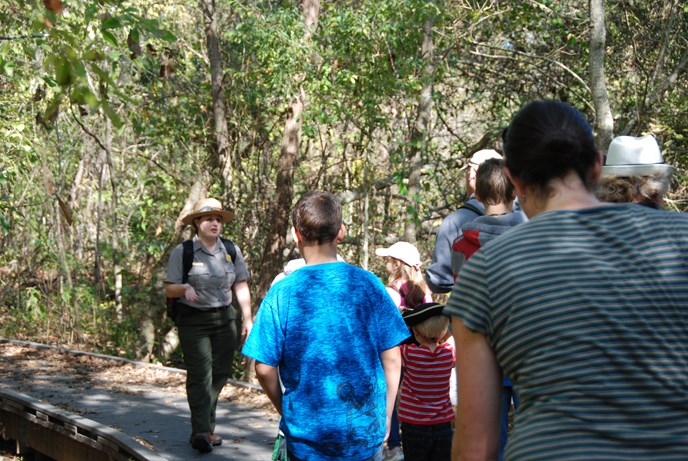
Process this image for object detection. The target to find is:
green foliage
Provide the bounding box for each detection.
[1,1,177,133]
[0,0,686,367]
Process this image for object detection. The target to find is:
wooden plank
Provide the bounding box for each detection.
[0,389,168,461]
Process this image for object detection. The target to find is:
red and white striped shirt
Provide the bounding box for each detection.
[398,342,455,425]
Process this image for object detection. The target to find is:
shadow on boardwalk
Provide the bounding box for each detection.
[0,339,279,460]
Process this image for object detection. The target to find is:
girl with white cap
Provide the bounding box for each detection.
[376,241,434,461]
[595,134,675,207]
[376,241,433,311]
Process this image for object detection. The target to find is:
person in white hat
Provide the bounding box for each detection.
[426,149,504,294]
[165,197,253,453]
[595,135,675,208]
[447,100,688,460]
[376,241,434,460]
[376,241,432,310]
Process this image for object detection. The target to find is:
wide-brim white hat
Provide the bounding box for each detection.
[182,197,235,225]
[602,135,675,177]
[376,241,421,268]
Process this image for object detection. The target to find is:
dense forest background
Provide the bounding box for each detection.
[1,0,686,375]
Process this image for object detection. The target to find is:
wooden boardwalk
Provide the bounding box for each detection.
[0,339,278,460]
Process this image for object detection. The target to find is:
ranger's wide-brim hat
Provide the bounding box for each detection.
[602,135,675,177]
[182,197,235,225]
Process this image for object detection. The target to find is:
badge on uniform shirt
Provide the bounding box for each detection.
[226,254,232,263]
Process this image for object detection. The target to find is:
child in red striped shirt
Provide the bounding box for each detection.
[399,303,455,461]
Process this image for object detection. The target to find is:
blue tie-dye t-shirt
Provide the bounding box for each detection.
[243,261,410,461]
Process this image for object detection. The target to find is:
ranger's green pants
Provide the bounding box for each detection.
[177,305,237,436]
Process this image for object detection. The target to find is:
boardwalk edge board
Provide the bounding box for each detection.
[0,388,169,461]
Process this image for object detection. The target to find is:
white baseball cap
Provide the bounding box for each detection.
[467,149,503,169]
[375,241,421,268]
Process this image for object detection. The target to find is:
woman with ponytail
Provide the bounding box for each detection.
[446,100,688,460]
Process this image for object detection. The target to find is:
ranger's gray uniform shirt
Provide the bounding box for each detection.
[165,235,249,310]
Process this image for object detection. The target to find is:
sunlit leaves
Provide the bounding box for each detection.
[2,1,178,131]
[101,29,118,47]
[100,99,123,128]
[70,85,99,109]
[0,56,14,77]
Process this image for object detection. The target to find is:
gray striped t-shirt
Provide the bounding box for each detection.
[446,204,688,460]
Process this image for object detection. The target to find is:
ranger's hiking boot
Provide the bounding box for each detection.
[192,432,213,453]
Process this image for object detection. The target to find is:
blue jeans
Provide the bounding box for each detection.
[388,407,401,448]
[388,369,403,449]
[401,422,452,461]
[499,385,520,461]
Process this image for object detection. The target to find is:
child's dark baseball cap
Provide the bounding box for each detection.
[402,302,446,326]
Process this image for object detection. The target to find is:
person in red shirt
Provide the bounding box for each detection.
[399,303,455,461]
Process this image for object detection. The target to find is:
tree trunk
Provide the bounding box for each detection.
[43,160,79,342]
[589,0,614,151]
[95,145,106,302]
[54,200,78,342]
[303,0,320,37]
[361,142,371,270]
[404,12,435,242]
[200,0,232,189]
[247,0,320,383]
[69,155,88,260]
[103,116,123,323]
[254,0,321,306]
[255,96,304,304]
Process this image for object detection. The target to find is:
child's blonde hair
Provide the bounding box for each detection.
[413,315,450,344]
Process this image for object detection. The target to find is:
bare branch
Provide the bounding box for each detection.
[467,40,591,95]
[0,34,48,41]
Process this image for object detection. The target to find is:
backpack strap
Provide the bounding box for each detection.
[458,202,484,216]
[181,238,237,283]
[220,238,237,264]
[181,239,194,283]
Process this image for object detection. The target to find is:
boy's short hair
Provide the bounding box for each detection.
[475,158,514,206]
[292,191,343,245]
[414,315,450,342]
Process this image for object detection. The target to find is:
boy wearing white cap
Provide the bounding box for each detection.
[426,149,503,293]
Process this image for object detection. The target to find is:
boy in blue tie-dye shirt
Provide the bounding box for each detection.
[243,191,410,461]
